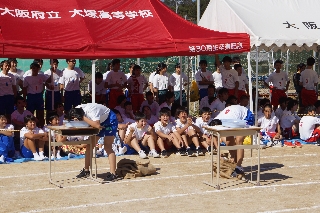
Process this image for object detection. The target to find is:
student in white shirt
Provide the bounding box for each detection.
[111,109,134,142]
[54,102,65,125]
[8,58,24,96]
[195,107,213,152]
[280,99,300,139]
[44,59,63,111]
[215,55,239,99]
[159,91,175,110]
[23,62,51,128]
[22,59,45,79]
[140,91,160,118]
[274,97,287,121]
[59,59,85,113]
[195,60,214,101]
[299,57,318,108]
[234,64,249,103]
[215,104,255,175]
[20,115,48,161]
[212,64,222,91]
[88,72,106,104]
[299,105,320,142]
[114,95,127,118]
[125,112,160,159]
[126,63,135,80]
[153,63,170,105]
[0,60,17,122]
[199,84,216,110]
[141,105,158,126]
[210,88,229,118]
[169,63,188,107]
[0,115,15,162]
[127,65,148,112]
[258,104,282,141]
[69,103,119,181]
[122,101,135,120]
[154,108,181,158]
[264,60,290,111]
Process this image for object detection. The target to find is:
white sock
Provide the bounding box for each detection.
[39,151,44,157]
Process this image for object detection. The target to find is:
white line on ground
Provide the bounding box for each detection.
[20,181,320,213]
[257,205,320,213]
[0,153,316,179]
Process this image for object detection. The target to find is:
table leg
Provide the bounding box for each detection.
[210,135,214,185]
[49,130,52,183]
[94,136,97,179]
[216,133,221,190]
[257,132,261,186]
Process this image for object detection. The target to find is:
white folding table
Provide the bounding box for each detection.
[204,126,262,189]
[47,126,100,188]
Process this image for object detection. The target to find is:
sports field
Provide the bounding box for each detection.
[1,145,320,213]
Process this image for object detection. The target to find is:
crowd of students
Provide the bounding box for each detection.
[0,55,319,180]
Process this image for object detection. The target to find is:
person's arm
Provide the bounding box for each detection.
[245,84,249,95]
[24,131,46,140]
[276,123,281,136]
[147,125,156,138]
[0,130,13,137]
[176,124,190,134]
[215,55,221,67]
[188,117,201,133]
[264,81,273,90]
[12,85,17,97]
[124,126,135,144]
[156,130,170,139]
[285,81,290,92]
[83,116,101,129]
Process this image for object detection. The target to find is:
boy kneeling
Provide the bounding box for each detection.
[124,112,160,159]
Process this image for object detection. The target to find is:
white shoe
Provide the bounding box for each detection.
[33,154,43,161]
[138,150,147,159]
[0,155,4,163]
[118,146,127,155]
[51,155,55,160]
[56,154,62,159]
[272,140,283,147]
[149,150,160,158]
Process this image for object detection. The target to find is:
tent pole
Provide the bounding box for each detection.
[286,49,289,96]
[50,59,54,111]
[255,46,259,126]
[247,52,253,112]
[179,56,182,106]
[187,56,190,110]
[92,60,97,103]
[137,58,141,66]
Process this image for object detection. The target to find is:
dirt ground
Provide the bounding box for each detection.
[1,145,320,213]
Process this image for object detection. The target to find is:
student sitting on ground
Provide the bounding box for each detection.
[194,107,214,153]
[257,104,282,142]
[124,112,160,159]
[175,107,205,157]
[210,87,229,118]
[0,115,15,162]
[140,91,160,118]
[257,98,273,120]
[274,96,287,121]
[280,99,300,139]
[122,101,135,120]
[199,84,216,110]
[299,105,320,143]
[159,91,175,110]
[154,108,182,158]
[142,106,159,126]
[112,109,134,142]
[114,95,127,117]
[20,115,48,161]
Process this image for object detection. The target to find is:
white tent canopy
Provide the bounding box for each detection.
[199,0,320,51]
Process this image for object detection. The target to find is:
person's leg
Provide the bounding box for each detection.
[84,138,96,170]
[157,136,165,151]
[187,129,200,147]
[235,136,245,167]
[23,138,42,160]
[126,136,141,152]
[169,133,181,149]
[142,134,159,157]
[224,136,236,161]
[104,136,116,174]
[118,129,126,141]
[24,138,37,153]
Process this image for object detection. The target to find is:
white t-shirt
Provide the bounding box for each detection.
[9,69,24,91]
[195,70,214,90]
[127,75,147,94]
[11,110,33,123]
[195,117,213,135]
[258,116,279,132]
[140,100,160,117]
[154,121,176,134]
[76,103,110,123]
[219,65,239,89]
[20,127,44,147]
[265,71,289,90]
[146,115,158,126]
[275,108,284,121]
[43,124,56,140]
[215,105,249,120]
[0,72,16,96]
[212,71,222,89]
[257,110,275,120]
[238,74,248,91]
[153,74,169,90]
[299,116,320,140]
[159,102,171,110]
[300,68,318,90]
[88,80,106,95]
[44,69,62,91]
[23,75,47,94]
[125,73,132,80]
[175,118,194,132]
[169,73,188,91]
[59,67,85,91]
[125,122,149,141]
[210,98,226,118]
[280,110,300,129]
[103,71,110,80]
[105,70,127,90]
[23,70,44,79]
[2,124,14,131]
[149,71,156,83]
